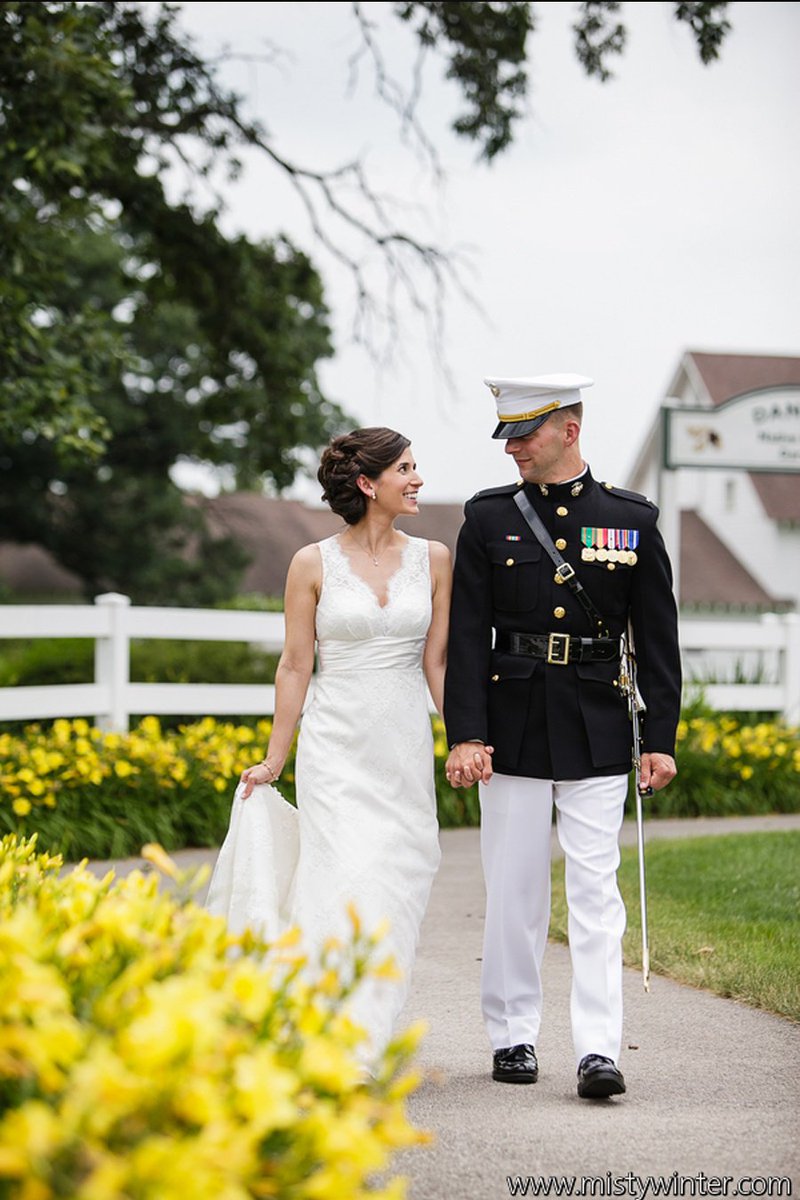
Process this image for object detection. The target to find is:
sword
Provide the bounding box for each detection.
[621,622,653,993]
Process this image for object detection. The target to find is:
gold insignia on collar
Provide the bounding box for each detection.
[571,482,584,497]
[538,483,549,496]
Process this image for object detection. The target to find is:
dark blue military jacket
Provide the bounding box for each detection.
[443,467,682,780]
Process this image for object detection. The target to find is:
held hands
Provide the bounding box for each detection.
[639,752,677,793]
[445,743,495,788]
[240,757,283,799]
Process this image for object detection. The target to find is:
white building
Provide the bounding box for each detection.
[628,350,800,617]
[627,351,800,700]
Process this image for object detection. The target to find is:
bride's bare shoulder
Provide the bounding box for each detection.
[425,539,452,567]
[292,541,325,564]
[287,542,325,584]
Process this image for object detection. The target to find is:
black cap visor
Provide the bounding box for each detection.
[492,411,554,440]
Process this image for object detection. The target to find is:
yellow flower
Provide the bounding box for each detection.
[372,954,404,982]
[141,843,179,880]
[346,901,362,936]
[273,925,302,950]
[12,798,32,817]
[233,1046,298,1130]
[0,1101,63,1172]
[371,916,391,941]
[299,1035,363,1092]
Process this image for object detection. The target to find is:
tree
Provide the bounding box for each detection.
[1,1,345,600]
[0,1,731,600]
[0,225,267,604]
[1,1,732,458]
[0,2,343,470]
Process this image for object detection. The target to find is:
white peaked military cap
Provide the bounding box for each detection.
[485,373,594,439]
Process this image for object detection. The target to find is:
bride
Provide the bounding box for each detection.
[206,427,450,1062]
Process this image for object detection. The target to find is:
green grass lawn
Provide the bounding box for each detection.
[549,830,800,1023]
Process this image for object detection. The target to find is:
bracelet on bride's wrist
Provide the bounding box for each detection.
[261,760,277,779]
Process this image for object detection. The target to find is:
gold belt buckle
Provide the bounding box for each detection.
[547,632,571,665]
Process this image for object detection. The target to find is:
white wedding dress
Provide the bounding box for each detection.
[206,533,441,1059]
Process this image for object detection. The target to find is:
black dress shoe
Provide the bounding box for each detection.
[492,1043,539,1084]
[577,1054,626,1099]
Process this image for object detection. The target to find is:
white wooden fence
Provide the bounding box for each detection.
[0,593,283,731]
[0,594,798,731]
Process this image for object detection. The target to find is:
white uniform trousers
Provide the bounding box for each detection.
[479,772,628,1065]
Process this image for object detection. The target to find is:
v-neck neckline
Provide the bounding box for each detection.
[332,533,411,610]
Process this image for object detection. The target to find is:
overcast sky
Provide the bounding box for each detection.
[166,1,800,503]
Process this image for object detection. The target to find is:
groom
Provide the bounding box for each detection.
[443,374,681,1099]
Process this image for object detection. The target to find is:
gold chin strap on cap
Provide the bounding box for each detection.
[497,399,561,423]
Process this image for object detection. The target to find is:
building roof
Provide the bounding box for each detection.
[0,495,467,601]
[748,473,800,524]
[1,487,792,613]
[679,509,791,612]
[0,542,82,597]
[202,493,466,596]
[686,351,800,407]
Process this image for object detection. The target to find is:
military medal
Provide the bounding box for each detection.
[580,527,640,566]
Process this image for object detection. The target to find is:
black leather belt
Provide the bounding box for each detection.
[495,631,621,666]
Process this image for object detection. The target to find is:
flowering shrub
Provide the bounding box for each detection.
[0,717,296,859]
[0,834,427,1199]
[2,711,798,860]
[660,712,800,817]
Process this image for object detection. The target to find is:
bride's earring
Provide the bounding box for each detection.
[370,489,377,500]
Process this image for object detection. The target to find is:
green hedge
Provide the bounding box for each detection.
[1,704,798,861]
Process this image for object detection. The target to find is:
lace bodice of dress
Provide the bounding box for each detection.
[315,533,432,656]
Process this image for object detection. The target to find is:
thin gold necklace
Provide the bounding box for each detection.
[346,531,393,566]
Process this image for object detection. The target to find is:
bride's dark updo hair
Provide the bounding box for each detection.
[318,427,411,525]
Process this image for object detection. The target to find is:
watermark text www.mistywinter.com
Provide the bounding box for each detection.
[506,1175,793,1198]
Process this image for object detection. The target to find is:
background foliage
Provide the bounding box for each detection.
[2,706,797,862]
[1,1,732,603]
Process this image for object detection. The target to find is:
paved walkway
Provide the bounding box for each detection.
[87,815,800,1198]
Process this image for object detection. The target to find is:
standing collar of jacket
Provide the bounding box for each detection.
[522,465,597,505]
